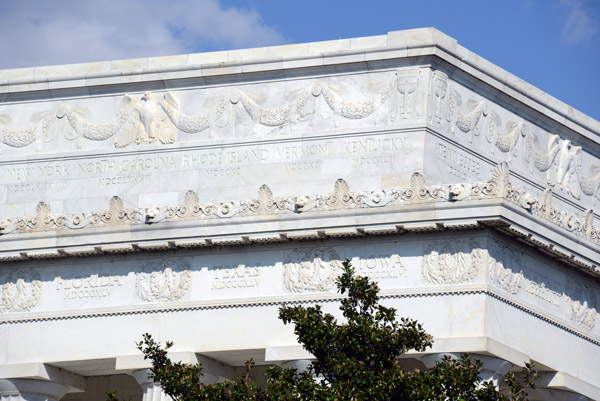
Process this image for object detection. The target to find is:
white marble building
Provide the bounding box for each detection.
[0,28,598,401]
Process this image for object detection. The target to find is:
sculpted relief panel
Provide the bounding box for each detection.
[564,277,597,331]
[135,258,192,303]
[420,236,599,332]
[282,248,409,294]
[1,163,598,250]
[1,67,599,219]
[0,258,192,314]
[484,238,598,331]
[421,240,485,284]
[283,248,345,293]
[0,269,42,312]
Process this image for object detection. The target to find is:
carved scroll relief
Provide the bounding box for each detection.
[283,248,344,293]
[1,163,599,247]
[135,258,192,303]
[0,196,144,234]
[0,269,43,313]
[146,184,296,224]
[421,240,485,285]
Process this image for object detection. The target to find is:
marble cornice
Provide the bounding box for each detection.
[0,164,598,278]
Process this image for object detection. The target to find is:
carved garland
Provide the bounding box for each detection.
[564,277,597,330]
[0,163,598,245]
[0,69,419,150]
[487,239,523,295]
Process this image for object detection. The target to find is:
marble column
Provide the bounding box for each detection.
[0,379,68,401]
[132,369,171,401]
[132,366,220,401]
[476,355,512,389]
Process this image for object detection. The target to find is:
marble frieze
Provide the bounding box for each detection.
[0,233,597,342]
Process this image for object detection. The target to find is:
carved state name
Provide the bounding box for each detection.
[56,275,123,300]
[1,136,407,189]
[212,264,261,290]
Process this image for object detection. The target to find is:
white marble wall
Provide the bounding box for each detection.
[0,28,599,399]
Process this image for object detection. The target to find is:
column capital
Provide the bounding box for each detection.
[528,388,589,401]
[421,353,512,389]
[0,379,68,401]
[421,352,461,368]
[131,369,171,401]
[281,359,312,373]
[475,355,512,388]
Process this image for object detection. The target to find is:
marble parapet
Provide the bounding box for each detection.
[0,51,598,268]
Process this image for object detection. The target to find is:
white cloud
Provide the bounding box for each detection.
[0,0,285,69]
[559,0,599,46]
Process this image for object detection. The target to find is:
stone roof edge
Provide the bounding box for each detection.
[0,28,598,140]
[0,212,597,280]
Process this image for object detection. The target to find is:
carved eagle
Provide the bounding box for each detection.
[115,92,177,148]
[534,134,583,199]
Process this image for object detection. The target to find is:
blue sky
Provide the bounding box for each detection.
[0,0,598,122]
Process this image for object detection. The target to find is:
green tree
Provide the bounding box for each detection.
[120,260,536,400]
